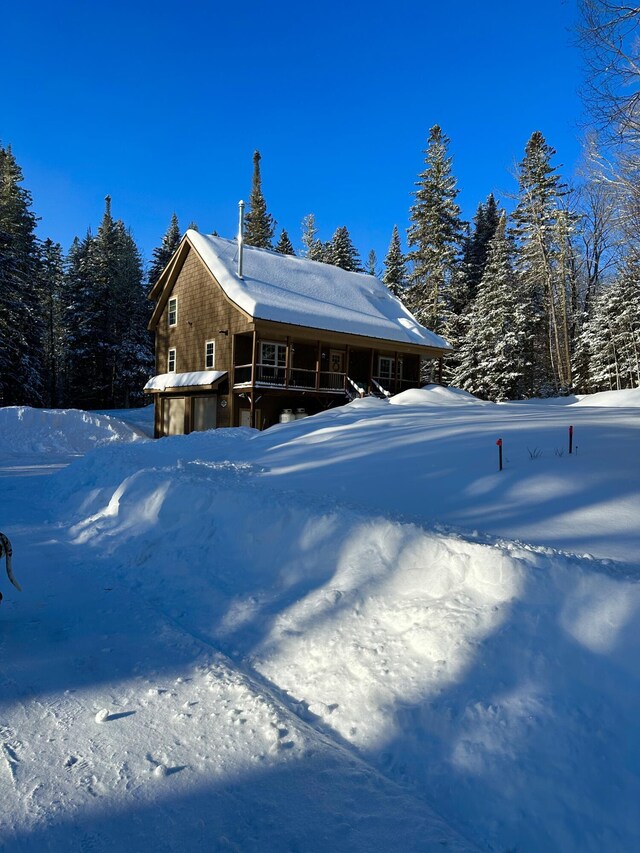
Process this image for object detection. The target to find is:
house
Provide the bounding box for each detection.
[145,228,451,437]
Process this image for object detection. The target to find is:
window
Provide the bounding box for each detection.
[259,341,287,384]
[260,341,287,366]
[168,297,177,327]
[378,356,402,381]
[168,348,176,373]
[205,340,215,370]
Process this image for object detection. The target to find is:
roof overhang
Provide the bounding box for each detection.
[143,370,228,394]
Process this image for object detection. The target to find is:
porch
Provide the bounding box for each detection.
[232,333,427,399]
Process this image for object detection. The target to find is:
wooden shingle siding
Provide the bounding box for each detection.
[155,246,253,428]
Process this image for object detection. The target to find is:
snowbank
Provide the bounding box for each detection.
[390,384,488,406]
[570,387,640,407]
[0,406,145,456]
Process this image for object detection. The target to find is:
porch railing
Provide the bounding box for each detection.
[232,364,422,395]
[233,363,348,392]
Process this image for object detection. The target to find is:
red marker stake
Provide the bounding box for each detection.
[496,438,503,471]
[569,425,573,455]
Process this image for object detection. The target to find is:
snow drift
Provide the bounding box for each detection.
[0,406,144,457]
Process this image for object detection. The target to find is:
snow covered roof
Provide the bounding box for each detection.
[185,231,451,351]
[144,370,227,392]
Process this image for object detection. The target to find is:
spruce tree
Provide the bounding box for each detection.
[64,197,152,408]
[366,249,379,277]
[148,213,181,289]
[301,213,326,261]
[0,144,44,405]
[327,226,363,272]
[406,125,464,334]
[39,238,65,406]
[453,213,530,400]
[382,225,407,297]
[583,253,640,390]
[244,150,275,249]
[274,228,295,256]
[511,131,577,394]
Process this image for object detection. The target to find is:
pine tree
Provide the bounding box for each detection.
[583,252,640,390]
[148,213,181,289]
[443,195,504,381]
[39,238,65,406]
[459,193,501,305]
[244,150,275,249]
[511,131,577,394]
[327,226,363,272]
[453,214,530,400]
[301,213,326,261]
[274,228,295,256]
[0,144,44,405]
[406,125,464,334]
[64,197,152,408]
[382,225,407,297]
[366,249,379,277]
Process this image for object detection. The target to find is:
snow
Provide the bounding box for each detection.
[1,388,639,851]
[187,231,451,349]
[143,370,227,392]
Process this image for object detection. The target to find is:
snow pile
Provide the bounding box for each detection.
[0,406,145,457]
[570,387,640,407]
[389,384,489,406]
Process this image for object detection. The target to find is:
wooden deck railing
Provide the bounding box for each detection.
[232,364,422,395]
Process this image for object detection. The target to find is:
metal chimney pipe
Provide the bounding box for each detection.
[237,200,245,279]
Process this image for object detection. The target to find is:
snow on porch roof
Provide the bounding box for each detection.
[187,231,451,351]
[144,370,227,392]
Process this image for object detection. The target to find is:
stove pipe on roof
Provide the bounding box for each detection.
[237,200,245,279]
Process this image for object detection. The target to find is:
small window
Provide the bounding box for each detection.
[205,340,215,370]
[168,297,177,327]
[168,348,176,373]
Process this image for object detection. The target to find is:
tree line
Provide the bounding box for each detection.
[1,2,638,407]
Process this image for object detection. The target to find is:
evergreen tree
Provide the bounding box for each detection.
[406,125,464,334]
[39,238,65,406]
[274,228,295,256]
[301,213,325,261]
[511,131,577,394]
[453,214,530,400]
[366,249,379,277]
[0,144,44,405]
[327,225,363,272]
[244,150,275,249]
[459,193,501,305]
[443,195,504,380]
[64,197,152,408]
[582,252,640,390]
[382,225,407,297]
[148,213,181,289]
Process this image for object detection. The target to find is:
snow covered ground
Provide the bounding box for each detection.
[1,390,639,852]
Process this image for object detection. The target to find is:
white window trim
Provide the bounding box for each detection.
[168,297,178,327]
[260,341,287,366]
[168,347,177,373]
[378,355,402,380]
[205,340,215,370]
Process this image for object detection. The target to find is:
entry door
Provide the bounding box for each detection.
[162,397,185,435]
[329,350,345,373]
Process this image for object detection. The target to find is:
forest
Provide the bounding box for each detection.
[1,1,638,409]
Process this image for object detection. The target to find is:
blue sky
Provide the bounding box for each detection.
[2,0,583,268]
